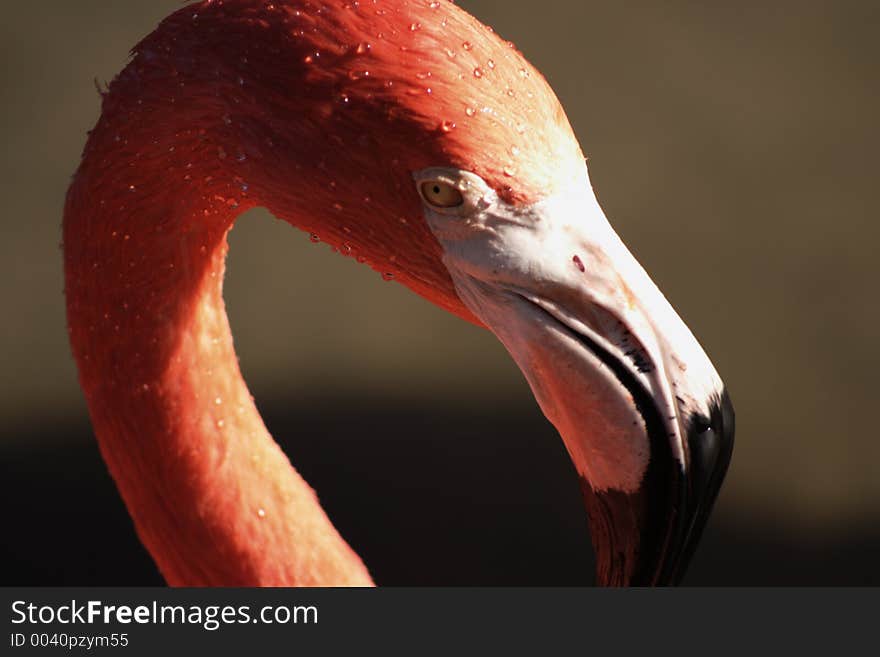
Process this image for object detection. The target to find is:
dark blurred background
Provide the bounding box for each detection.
[2,1,878,585]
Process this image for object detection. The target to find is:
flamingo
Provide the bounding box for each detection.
[63,0,733,587]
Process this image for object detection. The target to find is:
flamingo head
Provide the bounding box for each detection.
[150,0,734,585]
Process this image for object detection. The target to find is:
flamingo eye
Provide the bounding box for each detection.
[419,180,464,208]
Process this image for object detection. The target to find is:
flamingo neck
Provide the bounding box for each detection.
[63,70,372,587]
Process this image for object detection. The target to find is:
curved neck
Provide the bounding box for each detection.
[63,63,372,586]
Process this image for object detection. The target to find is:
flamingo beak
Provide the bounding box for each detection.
[502,258,736,586]
[496,276,734,587]
[420,166,735,586]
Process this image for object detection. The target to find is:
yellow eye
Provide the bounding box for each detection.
[419,180,464,208]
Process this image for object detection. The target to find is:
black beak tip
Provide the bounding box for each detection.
[581,388,735,587]
[668,387,736,584]
[687,389,735,509]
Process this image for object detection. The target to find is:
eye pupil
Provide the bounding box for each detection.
[432,185,441,195]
